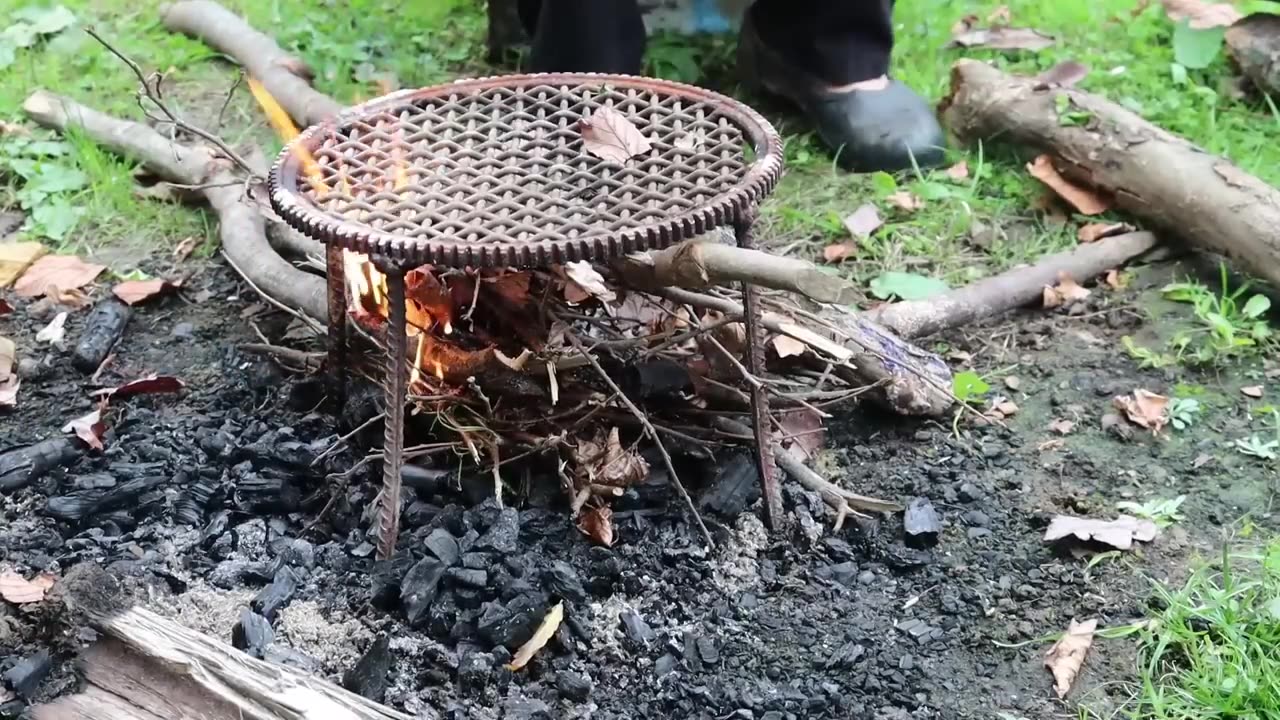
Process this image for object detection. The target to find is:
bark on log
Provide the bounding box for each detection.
[1227,14,1280,97]
[22,91,327,321]
[867,231,1159,338]
[941,59,1280,290]
[160,0,342,127]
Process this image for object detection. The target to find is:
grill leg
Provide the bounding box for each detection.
[325,245,348,409]
[376,265,408,561]
[735,214,784,530]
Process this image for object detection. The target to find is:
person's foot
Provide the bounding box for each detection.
[737,14,946,173]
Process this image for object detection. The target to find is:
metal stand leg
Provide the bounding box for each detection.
[735,213,784,530]
[375,263,408,561]
[324,245,348,410]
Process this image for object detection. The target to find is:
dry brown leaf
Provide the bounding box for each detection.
[842,204,883,238]
[1048,418,1077,435]
[1242,385,1264,398]
[987,5,1011,23]
[1004,375,1022,391]
[172,236,200,261]
[0,570,55,604]
[63,409,106,451]
[14,255,105,299]
[507,601,564,671]
[92,375,185,400]
[573,427,649,488]
[36,311,67,346]
[0,299,11,316]
[577,505,614,546]
[777,407,826,462]
[772,334,807,359]
[1113,389,1169,433]
[1104,269,1128,290]
[113,278,180,306]
[563,261,616,304]
[1045,618,1097,698]
[822,242,856,263]
[0,378,18,408]
[1192,452,1215,469]
[886,191,924,210]
[1077,222,1133,243]
[1161,0,1242,28]
[1035,60,1090,88]
[1026,155,1110,215]
[578,106,652,164]
[1043,272,1092,308]
[0,336,14,383]
[950,26,1055,50]
[994,400,1020,416]
[1044,515,1158,550]
[0,242,47,288]
[945,161,970,181]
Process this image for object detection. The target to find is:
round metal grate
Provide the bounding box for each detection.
[269,73,784,268]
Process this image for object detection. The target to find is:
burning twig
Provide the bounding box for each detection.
[560,323,714,548]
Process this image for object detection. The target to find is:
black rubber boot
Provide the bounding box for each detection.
[737,12,946,173]
[519,0,646,75]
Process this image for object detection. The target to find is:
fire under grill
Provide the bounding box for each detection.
[268,73,785,559]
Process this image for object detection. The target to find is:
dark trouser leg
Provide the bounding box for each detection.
[749,0,894,85]
[518,0,646,74]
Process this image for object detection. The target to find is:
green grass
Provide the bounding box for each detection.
[1134,541,1280,719]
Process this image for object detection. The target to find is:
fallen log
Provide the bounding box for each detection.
[160,1,342,128]
[35,565,412,720]
[22,91,327,322]
[941,59,1280,290]
[1227,14,1280,97]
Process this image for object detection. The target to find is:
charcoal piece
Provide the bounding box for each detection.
[342,634,393,703]
[278,539,315,568]
[824,642,866,670]
[503,698,552,720]
[457,650,494,692]
[543,561,587,604]
[460,552,488,570]
[682,633,702,671]
[654,654,678,677]
[696,636,720,666]
[446,568,488,589]
[44,475,167,523]
[454,587,484,609]
[0,438,82,492]
[903,497,942,548]
[0,699,23,719]
[174,470,220,526]
[476,593,549,649]
[699,454,760,518]
[423,528,460,566]
[473,507,519,555]
[402,557,449,627]
[817,561,860,587]
[73,473,116,490]
[405,501,440,527]
[620,609,655,648]
[622,358,692,399]
[196,427,235,458]
[466,497,504,531]
[232,609,274,657]
[263,644,321,674]
[2,650,50,698]
[371,554,416,609]
[252,566,298,621]
[234,472,300,513]
[426,590,461,637]
[402,464,451,493]
[72,300,130,372]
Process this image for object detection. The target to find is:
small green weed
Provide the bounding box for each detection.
[1166,397,1201,431]
[0,133,87,242]
[951,370,990,404]
[1134,542,1280,718]
[1234,409,1280,463]
[1116,495,1186,528]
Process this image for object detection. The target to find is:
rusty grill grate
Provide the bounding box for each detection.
[270,74,782,268]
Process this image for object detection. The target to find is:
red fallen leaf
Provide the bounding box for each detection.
[822,242,855,263]
[576,505,614,546]
[578,106,652,165]
[1027,155,1110,215]
[0,299,11,315]
[112,278,181,306]
[483,271,533,307]
[91,375,185,400]
[0,570,56,604]
[13,255,105,299]
[62,409,106,451]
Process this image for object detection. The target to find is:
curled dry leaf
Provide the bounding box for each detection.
[1077,221,1133,243]
[0,570,56,604]
[1114,389,1169,433]
[172,236,200,261]
[1042,272,1091,308]
[92,375,185,401]
[1045,618,1097,699]
[63,409,107,451]
[13,254,106,299]
[945,161,970,181]
[1026,155,1110,215]
[572,427,649,488]
[950,26,1055,50]
[1161,0,1242,29]
[886,191,924,210]
[36,311,67,346]
[1035,60,1090,88]
[993,399,1020,417]
[577,505,614,546]
[1104,269,1128,290]
[772,334,808,359]
[113,278,180,306]
[842,203,883,239]
[822,242,856,263]
[507,601,564,671]
[578,106,652,164]
[563,261,616,304]
[1044,514,1158,550]
[1048,418,1076,435]
[777,407,826,462]
[1242,385,1264,399]
[0,242,47,288]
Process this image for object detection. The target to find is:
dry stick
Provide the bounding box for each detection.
[941,59,1280,290]
[561,326,715,548]
[161,0,343,128]
[237,342,323,368]
[23,91,329,322]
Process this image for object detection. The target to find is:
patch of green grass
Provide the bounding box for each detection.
[1134,541,1280,718]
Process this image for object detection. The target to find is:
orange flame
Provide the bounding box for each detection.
[247,77,329,195]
